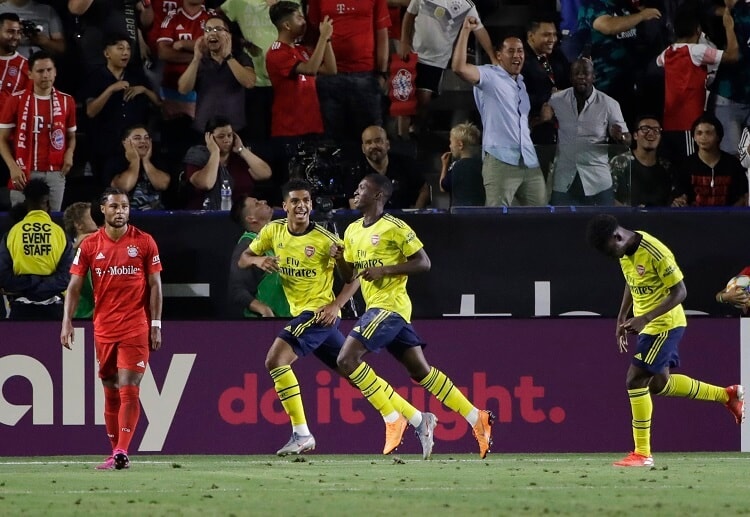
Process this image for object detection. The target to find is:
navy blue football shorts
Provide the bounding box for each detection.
[632,326,685,374]
[279,311,344,370]
[349,308,425,354]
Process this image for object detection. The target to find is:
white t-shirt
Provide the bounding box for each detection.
[407,0,482,68]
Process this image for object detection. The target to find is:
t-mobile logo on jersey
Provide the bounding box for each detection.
[32,115,45,134]
[107,265,141,275]
[336,3,346,13]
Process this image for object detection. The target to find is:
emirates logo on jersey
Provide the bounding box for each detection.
[636,265,645,276]
[304,245,315,257]
[127,245,139,258]
[371,234,380,246]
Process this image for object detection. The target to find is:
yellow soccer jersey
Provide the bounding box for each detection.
[619,231,686,334]
[249,220,341,316]
[343,214,423,322]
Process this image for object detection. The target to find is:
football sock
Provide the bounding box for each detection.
[658,374,728,403]
[628,387,652,457]
[116,385,140,453]
[349,363,398,417]
[270,366,308,429]
[382,381,421,424]
[419,367,476,423]
[103,386,120,451]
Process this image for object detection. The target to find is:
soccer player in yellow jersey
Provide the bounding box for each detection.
[334,174,495,459]
[587,214,744,467]
[238,179,361,456]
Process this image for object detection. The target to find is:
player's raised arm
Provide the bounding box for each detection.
[61,274,85,349]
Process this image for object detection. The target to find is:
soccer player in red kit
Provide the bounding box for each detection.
[61,187,163,471]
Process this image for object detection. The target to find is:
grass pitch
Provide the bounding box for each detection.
[2,453,749,516]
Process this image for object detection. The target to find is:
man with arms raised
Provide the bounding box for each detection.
[61,187,163,470]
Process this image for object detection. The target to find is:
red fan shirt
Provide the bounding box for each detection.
[70,225,162,342]
[266,41,324,137]
[0,52,28,102]
[156,6,213,89]
[307,0,390,73]
[0,90,77,174]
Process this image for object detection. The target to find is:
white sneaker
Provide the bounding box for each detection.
[276,433,316,456]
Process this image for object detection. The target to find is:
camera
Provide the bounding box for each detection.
[20,20,43,38]
[287,141,359,211]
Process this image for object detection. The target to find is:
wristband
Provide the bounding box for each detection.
[151,320,162,328]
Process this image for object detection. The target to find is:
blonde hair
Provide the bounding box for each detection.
[62,202,91,237]
[450,122,481,147]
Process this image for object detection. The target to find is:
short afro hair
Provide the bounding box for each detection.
[586,214,619,253]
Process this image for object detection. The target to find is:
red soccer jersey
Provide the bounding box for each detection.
[0,90,77,173]
[658,44,721,131]
[145,0,180,52]
[70,225,162,342]
[156,6,213,89]
[0,52,28,102]
[266,41,324,137]
[307,0,390,73]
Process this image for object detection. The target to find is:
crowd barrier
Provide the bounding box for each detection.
[1,318,746,455]
[3,208,749,319]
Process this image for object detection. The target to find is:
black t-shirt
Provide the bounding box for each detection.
[351,153,426,209]
[615,155,673,207]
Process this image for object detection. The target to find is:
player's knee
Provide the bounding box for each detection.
[336,354,358,376]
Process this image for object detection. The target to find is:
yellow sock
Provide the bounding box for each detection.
[349,363,397,417]
[419,367,475,419]
[270,366,307,427]
[659,374,728,403]
[383,383,419,421]
[628,387,652,457]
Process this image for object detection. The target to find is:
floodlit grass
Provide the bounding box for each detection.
[1,453,749,516]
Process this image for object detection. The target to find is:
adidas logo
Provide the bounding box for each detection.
[96,252,105,260]
[634,353,642,360]
[352,325,361,333]
[176,23,184,29]
[137,360,146,368]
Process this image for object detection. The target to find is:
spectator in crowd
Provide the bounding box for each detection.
[0,0,65,58]
[656,5,738,165]
[266,1,334,141]
[711,0,750,156]
[614,115,674,207]
[0,13,28,100]
[107,125,171,210]
[579,0,662,124]
[157,0,214,165]
[548,58,630,206]
[84,33,160,185]
[452,17,546,207]
[183,115,272,210]
[62,201,98,319]
[0,12,27,198]
[348,125,430,209]
[522,16,570,185]
[439,121,484,207]
[218,0,298,140]
[559,0,584,62]
[740,126,749,169]
[0,179,72,320]
[398,0,496,135]
[307,0,390,142]
[0,51,76,211]
[672,112,748,207]
[68,0,153,75]
[178,14,255,140]
[227,194,290,318]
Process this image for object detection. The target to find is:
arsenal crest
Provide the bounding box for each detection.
[636,265,645,276]
[371,234,380,245]
[305,245,315,257]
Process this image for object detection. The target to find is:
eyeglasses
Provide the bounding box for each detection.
[204,26,228,33]
[638,125,662,134]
